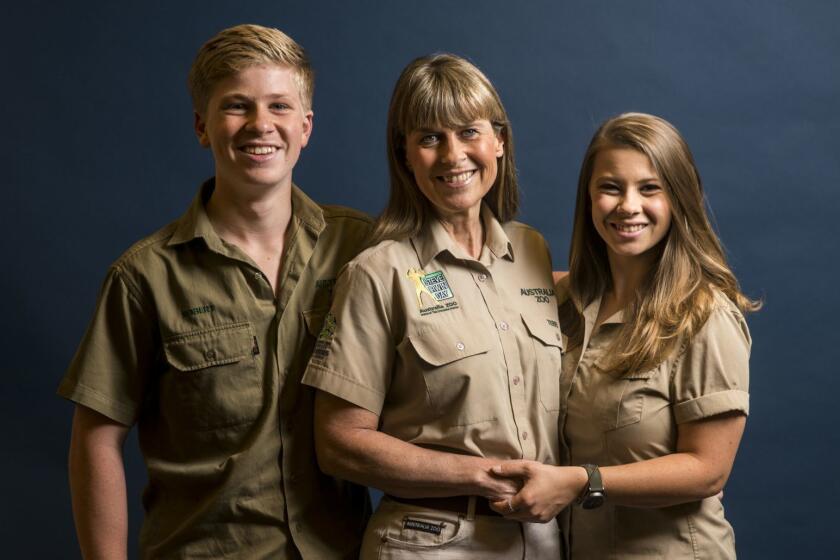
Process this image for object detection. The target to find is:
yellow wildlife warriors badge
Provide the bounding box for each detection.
[406,268,459,316]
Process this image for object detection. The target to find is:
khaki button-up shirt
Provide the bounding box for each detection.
[560,288,750,559]
[58,180,371,560]
[303,206,562,464]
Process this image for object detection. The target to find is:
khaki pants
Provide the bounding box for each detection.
[361,496,564,560]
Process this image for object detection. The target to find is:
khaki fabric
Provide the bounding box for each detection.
[58,180,371,560]
[304,204,562,468]
[361,497,563,560]
[559,287,750,559]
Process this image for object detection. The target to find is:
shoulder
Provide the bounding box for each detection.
[702,289,751,343]
[318,204,373,251]
[320,204,373,226]
[344,237,410,274]
[503,220,548,244]
[675,287,752,366]
[110,221,180,279]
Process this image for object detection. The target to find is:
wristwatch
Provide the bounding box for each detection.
[577,464,606,509]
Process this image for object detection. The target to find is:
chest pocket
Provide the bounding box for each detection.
[521,314,564,412]
[406,322,494,426]
[594,360,659,431]
[161,322,261,433]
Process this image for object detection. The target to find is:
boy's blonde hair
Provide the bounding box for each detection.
[188,24,314,114]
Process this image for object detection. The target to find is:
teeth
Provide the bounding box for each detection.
[614,223,646,232]
[242,146,276,155]
[441,170,475,184]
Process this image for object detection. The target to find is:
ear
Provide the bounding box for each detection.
[494,128,505,158]
[299,110,314,148]
[194,112,210,148]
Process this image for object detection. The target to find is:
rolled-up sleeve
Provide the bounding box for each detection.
[671,301,751,424]
[302,261,395,415]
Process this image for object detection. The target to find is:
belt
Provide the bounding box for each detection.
[385,494,504,517]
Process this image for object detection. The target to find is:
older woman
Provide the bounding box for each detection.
[301,54,564,559]
[490,113,759,558]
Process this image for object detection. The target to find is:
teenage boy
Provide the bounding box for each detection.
[59,24,370,559]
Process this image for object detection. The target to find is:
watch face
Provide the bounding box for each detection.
[582,492,605,510]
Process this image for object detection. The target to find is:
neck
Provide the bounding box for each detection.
[606,250,657,307]
[206,178,293,246]
[438,206,484,259]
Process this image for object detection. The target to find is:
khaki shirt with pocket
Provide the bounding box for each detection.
[58,180,371,560]
[303,205,563,465]
[559,287,750,559]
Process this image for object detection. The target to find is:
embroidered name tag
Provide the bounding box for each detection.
[403,518,444,535]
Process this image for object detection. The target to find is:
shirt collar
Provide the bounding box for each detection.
[168,179,326,250]
[411,203,514,267]
[582,293,626,330]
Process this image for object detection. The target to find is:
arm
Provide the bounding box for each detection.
[68,405,131,560]
[552,271,568,284]
[490,413,745,521]
[314,391,520,500]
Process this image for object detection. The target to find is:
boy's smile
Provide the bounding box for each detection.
[194,64,313,193]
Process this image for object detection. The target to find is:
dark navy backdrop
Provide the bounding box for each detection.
[4,1,837,557]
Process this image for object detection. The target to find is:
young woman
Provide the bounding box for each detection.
[490,113,759,558]
[302,54,564,559]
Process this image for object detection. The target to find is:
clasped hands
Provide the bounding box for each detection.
[484,461,588,523]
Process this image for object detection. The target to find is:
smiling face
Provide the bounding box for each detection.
[589,147,672,267]
[404,119,504,221]
[194,64,313,194]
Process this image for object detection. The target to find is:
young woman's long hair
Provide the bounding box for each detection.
[371,53,519,244]
[562,113,761,375]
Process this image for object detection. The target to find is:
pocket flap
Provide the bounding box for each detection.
[594,357,659,380]
[164,322,255,371]
[521,314,564,350]
[408,324,491,366]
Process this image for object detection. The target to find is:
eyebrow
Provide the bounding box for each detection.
[594,175,660,183]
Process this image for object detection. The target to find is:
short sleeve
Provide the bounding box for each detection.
[302,261,395,415]
[671,301,751,424]
[57,267,157,425]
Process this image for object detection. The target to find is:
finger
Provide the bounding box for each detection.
[491,460,530,478]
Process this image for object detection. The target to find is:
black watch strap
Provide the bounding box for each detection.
[578,464,606,509]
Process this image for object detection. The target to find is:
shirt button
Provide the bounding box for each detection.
[477,273,487,282]
[522,431,528,440]
[254,271,263,281]
[456,342,465,351]
[499,321,509,331]
[512,376,520,386]
[204,350,217,360]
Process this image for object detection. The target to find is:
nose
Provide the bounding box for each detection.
[247,106,274,134]
[616,189,642,215]
[439,134,466,164]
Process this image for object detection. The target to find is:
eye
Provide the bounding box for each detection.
[640,183,663,194]
[597,182,621,194]
[419,133,440,146]
[223,102,247,113]
[270,102,291,111]
[460,127,480,139]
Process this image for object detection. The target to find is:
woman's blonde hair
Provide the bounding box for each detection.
[372,54,518,243]
[562,112,760,374]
